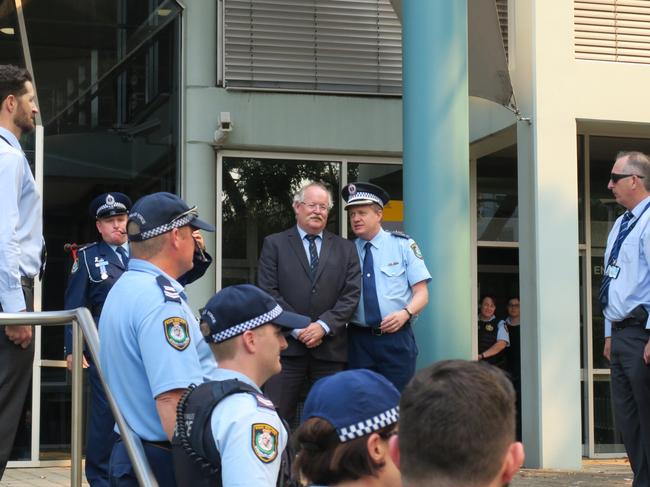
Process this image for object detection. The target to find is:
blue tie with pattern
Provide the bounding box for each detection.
[116,246,129,268]
[305,234,319,278]
[363,241,382,327]
[599,211,633,308]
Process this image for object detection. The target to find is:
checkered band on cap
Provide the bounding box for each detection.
[135,214,194,241]
[210,304,283,343]
[337,406,399,442]
[347,191,384,207]
[96,201,127,215]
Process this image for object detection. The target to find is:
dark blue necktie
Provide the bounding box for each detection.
[599,211,633,308]
[116,246,129,267]
[305,235,319,277]
[363,241,382,328]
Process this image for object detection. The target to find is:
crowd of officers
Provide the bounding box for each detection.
[59,181,524,487]
[0,62,525,487]
[63,181,439,486]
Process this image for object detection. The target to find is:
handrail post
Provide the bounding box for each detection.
[71,317,84,487]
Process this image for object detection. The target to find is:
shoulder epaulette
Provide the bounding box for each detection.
[390,231,410,239]
[156,275,181,303]
[78,241,99,252]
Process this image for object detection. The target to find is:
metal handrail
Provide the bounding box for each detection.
[0,308,158,487]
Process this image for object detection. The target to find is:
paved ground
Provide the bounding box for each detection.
[0,459,635,486]
[511,459,633,486]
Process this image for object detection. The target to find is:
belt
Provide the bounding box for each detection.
[350,323,384,336]
[612,316,645,331]
[117,436,171,450]
[20,276,34,288]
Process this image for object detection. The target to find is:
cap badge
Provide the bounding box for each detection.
[348,183,357,195]
[164,317,191,351]
[252,423,279,463]
[106,194,115,206]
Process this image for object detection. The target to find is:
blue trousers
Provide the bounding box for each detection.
[109,439,176,487]
[86,361,118,487]
[347,324,418,392]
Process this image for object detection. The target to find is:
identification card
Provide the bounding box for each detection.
[606,265,621,279]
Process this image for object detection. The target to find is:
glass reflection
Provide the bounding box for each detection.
[222,157,341,287]
[476,145,517,242]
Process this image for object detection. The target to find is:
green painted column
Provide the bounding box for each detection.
[403,0,472,366]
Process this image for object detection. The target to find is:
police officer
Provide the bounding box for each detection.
[99,192,219,487]
[64,192,131,487]
[173,284,308,486]
[476,294,509,371]
[64,192,214,487]
[293,369,401,487]
[342,182,431,391]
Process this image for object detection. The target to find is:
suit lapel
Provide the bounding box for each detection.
[287,227,312,278]
[100,241,124,270]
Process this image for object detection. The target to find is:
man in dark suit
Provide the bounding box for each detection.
[258,181,361,424]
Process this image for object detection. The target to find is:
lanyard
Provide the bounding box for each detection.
[608,200,650,265]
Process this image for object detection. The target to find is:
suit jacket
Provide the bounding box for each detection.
[257,226,361,363]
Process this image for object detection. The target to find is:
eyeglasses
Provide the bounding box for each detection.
[610,173,645,183]
[508,303,520,307]
[300,202,329,212]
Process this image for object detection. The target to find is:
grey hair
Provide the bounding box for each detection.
[618,151,650,191]
[292,181,334,209]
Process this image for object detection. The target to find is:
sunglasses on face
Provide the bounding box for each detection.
[610,173,645,183]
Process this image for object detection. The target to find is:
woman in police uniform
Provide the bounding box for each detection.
[477,294,509,371]
[292,369,401,487]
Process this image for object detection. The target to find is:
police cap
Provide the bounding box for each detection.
[341,182,390,209]
[127,192,215,242]
[302,369,400,442]
[89,192,132,219]
[200,284,310,343]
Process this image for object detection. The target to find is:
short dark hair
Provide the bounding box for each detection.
[293,417,394,484]
[399,360,516,486]
[0,65,32,104]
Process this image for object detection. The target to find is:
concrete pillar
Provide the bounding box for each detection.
[403,0,472,364]
[514,0,582,469]
[182,0,218,310]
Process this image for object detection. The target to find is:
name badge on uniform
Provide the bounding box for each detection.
[606,264,620,279]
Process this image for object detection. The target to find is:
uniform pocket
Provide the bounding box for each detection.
[379,264,406,297]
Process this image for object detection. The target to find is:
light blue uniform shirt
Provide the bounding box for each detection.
[603,195,650,337]
[352,228,431,325]
[210,368,287,487]
[0,127,42,312]
[490,316,511,345]
[99,259,218,441]
[294,225,330,335]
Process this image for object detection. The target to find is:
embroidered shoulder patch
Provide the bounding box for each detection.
[71,259,79,274]
[391,230,410,239]
[251,423,279,463]
[410,242,423,259]
[252,393,276,411]
[164,317,191,351]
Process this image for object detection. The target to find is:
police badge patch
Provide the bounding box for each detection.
[163,317,191,351]
[410,242,423,259]
[251,423,279,463]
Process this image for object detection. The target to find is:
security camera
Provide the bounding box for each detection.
[218,112,232,132]
[214,112,233,147]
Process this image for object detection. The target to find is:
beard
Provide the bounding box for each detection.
[15,105,35,134]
